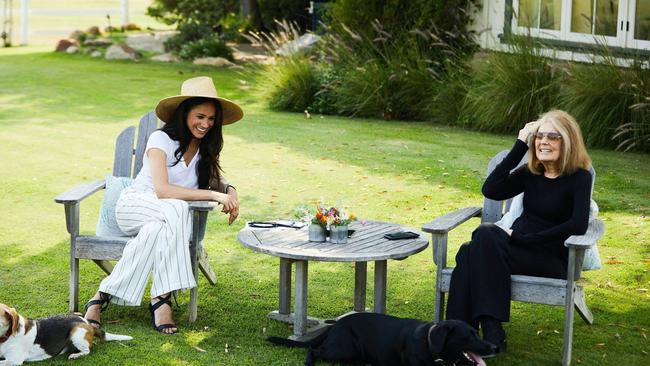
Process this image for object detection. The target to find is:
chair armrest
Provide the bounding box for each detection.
[564,218,605,249]
[54,180,106,204]
[188,201,216,212]
[422,207,482,234]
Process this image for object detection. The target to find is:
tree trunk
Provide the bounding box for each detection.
[240,0,262,30]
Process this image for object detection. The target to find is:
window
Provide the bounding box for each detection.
[512,0,650,50]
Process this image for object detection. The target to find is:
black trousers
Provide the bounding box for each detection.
[445,223,567,325]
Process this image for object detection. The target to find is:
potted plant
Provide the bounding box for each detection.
[327,206,355,244]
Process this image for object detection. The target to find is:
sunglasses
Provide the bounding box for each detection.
[535,132,563,141]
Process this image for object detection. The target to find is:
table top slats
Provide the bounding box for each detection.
[239,220,429,262]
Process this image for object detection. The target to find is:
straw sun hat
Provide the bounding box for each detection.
[155,76,244,125]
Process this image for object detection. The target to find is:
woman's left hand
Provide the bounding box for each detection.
[222,187,239,225]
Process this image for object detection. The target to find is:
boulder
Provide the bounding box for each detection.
[55,39,78,52]
[66,46,79,54]
[150,53,179,63]
[83,38,113,47]
[69,30,85,42]
[86,26,101,36]
[105,44,140,60]
[90,50,103,58]
[193,57,235,67]
[276,33,320,57]
[126,31,177,53]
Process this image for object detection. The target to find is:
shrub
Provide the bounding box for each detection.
[258,56,320,112]
[460,36,559,133]
[321,21,471,121]
[559,51,650,151]
[326,0,480,54]
[147,0,238,27]
[177,36,233,61]
[164,22,214,53]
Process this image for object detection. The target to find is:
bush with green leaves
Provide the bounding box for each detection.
[319,21,470,121]
[460,36,560,133]
[258,56,320,112]
[326,0,480,55]
[177,36,233,61]
[559,53,650,151]
[163,21,214,53]
[147,0,238,28]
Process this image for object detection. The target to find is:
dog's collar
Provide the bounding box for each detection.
[426,324,446,365]
[0,329,11,343]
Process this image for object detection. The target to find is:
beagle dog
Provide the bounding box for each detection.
[0,303,132,365]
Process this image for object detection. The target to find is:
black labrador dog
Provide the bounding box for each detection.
[268,313,494,366]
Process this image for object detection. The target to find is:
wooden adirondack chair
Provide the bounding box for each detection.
[54,111,217,322]
[422,150,605,366]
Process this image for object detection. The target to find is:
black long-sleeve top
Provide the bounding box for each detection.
[482,140,592,256]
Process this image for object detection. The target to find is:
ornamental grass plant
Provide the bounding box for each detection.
[460,36,560,133]
[558,47,650,152]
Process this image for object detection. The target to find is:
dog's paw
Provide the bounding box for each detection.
[68,353,87,360]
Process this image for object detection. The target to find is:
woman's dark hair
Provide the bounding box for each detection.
[160,97,224,189]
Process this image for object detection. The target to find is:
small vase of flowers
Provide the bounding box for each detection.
[295,203,356,243]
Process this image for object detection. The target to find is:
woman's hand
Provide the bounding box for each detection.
[518,120,540,143]
[223,188,239,225]
[212,191,237,212]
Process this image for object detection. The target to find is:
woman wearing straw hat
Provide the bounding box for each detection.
[83,76,243,334]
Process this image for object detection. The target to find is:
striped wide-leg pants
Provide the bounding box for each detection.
[98,183,197,306]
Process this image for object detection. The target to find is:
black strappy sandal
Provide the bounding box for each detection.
[149,294,178,334]
[83,291,112,328]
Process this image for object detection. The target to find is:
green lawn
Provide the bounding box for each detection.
[0,48,648,366]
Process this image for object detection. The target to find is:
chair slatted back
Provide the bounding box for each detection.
[111,112,161,179]
[481,149,596,224]
[112,126,136,178]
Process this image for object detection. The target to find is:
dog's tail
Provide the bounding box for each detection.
[94,328,133,342]
[267,328,330,348]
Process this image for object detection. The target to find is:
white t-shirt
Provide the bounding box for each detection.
[135,130,200,189]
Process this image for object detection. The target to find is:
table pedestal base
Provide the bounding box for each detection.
[275,258,388,339]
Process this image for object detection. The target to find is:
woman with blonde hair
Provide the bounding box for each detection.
[446,110,592,356]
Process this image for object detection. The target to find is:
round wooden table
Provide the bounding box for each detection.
[237,220,429,340]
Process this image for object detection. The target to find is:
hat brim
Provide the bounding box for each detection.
[155,95,244,125]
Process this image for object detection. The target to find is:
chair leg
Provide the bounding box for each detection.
[69,256,79,313]
[563,249,577,366]
[188,211,202,323]
[434,290,445,323]
[574,285,593,325]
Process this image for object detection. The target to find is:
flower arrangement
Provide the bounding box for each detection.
[294,203,357,228]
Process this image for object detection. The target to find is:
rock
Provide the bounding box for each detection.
[55,39,78,52]
[105,44,140,60]
[83,38,113,47]
[193,57,235,67]
[126,33,164,53]
[228,64,245,71]
[126,31,177,53]
[276,33,320,57]
[86,26,101,36]
[90,50,102,58]
[150,53,179,63]
[232,51,274,65]
[66,46,79,54]
[123,23,141,31]
[69,30,85,42]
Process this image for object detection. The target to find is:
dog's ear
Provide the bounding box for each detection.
[427,322,450,354]
[1,304,19,336]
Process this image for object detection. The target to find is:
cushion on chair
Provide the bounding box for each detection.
[95,175,134,237]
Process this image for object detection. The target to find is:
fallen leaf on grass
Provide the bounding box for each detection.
[642,350,648,355]
[596,343,606,347]
[194,346,206,353]
[536,330,543,335]
[606,259,624,265]
[614,333,621,340]
[637,288,648,293]
[553,330,560,334]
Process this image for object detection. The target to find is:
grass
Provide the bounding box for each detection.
[0,48,649,366]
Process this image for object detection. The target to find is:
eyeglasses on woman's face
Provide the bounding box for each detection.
[535,132,562,141]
